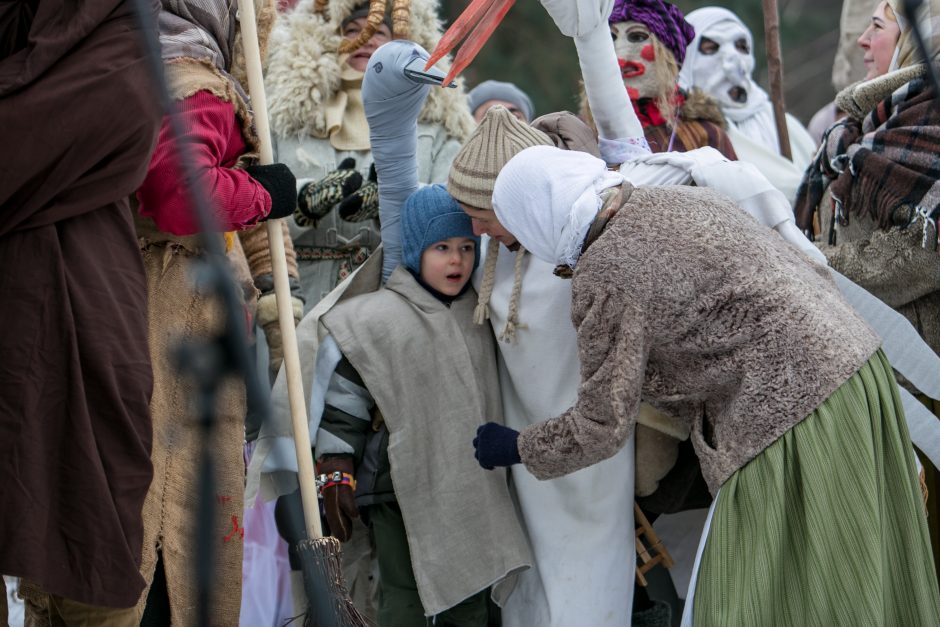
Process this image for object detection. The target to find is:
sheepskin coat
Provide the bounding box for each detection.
[265,0,473,146]
[264,0,473,304]
[516,184,881,494]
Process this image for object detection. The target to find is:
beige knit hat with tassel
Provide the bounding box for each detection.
[448,106,552,343]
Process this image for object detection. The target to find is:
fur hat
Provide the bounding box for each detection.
[448,105,552,211]
[402,185,480,274]
[467,80,535,122]
[340,2,393,33]
[265,0,474,141]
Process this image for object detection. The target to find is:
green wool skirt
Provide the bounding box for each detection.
[692,350,940,626]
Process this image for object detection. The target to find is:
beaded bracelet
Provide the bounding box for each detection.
[315,471,356,493]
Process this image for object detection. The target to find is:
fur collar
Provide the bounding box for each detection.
[265,0,474,142]
[578,85,727,131]
[835,65,926,122]
[680,88,726,128]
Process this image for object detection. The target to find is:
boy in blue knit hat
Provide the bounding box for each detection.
[312,184,531,627]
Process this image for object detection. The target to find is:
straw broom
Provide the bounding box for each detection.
[235,1,370,624]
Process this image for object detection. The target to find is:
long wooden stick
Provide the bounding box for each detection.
[762,0,793,160]
[237,0,323,542]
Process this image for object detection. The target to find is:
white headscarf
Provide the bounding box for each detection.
[679,7,780,153]
[492,146,624,268]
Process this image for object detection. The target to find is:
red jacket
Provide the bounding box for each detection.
[137,90,272,235]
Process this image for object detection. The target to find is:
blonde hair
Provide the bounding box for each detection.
[649,38,681,126]
[883,2,896,22]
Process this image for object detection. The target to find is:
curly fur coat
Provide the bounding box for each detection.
[516,185,881,494]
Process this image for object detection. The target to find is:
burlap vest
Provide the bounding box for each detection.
[321,267,532,615]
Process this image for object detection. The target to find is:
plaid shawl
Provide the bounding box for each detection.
[795,76,940,253]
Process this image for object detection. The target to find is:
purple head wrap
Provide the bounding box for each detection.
[609,0,696,67]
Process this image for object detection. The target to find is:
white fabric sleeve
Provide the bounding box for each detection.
[692,159,827,264]
[537,0,644,160]
[574,23,644,145]
[625,148,826,264]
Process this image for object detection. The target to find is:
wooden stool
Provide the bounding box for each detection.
[634,502,674,587]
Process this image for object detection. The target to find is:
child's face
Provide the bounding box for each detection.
[420,237,476,296]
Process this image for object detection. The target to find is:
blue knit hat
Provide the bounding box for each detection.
[402,185,480,274]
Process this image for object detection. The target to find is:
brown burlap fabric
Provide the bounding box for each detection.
[135,243,247,626]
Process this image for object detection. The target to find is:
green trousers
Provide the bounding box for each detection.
[369,502,488,627]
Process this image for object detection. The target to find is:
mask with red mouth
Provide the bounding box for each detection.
[607,0,695,105]
[608,0,695,69]
[611,21,668,101]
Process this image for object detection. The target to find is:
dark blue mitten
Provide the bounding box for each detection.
[473,422,521,470]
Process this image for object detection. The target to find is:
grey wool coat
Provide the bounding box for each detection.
[517,185,882,494]
[321,267,531,615]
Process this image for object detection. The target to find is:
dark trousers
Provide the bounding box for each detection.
[369,502,488,627]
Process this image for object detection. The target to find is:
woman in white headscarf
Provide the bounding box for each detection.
[472,144,940,626]
[679,7,818,202]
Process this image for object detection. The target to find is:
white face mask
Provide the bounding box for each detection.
[688,20,755,110]
[610,21,662,100]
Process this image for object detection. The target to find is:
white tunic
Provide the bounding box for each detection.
[474,242,636,626]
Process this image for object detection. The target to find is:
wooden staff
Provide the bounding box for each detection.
[762,0,793,160]
[236,0,369,624]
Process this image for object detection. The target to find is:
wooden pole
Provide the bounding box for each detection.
[237,0,323,542]
[762,0,793,160]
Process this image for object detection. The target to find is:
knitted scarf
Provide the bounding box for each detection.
[794,76,940,252]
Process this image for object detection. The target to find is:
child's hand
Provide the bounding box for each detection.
[317,456,359,542]
[473,423,521,470]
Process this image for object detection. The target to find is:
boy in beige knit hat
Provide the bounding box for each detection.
[449,105,553,211]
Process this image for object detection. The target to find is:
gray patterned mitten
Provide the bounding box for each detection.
[294,157,363,227]
[339,163,379,222]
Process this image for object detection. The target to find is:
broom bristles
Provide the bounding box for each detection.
[297,537,374,627]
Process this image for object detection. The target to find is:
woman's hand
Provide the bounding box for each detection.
[473,422,521,470]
